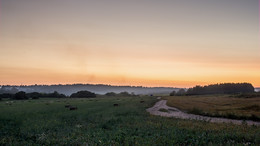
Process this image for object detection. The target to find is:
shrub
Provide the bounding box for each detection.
[175,89,186,96]
[25,91,66,99]
[189,107,203,115]
[105,92,117,96]
[70,90,96,98]
[169,91,176,96]
[14,91,28,100]
[48,91,66,98]
[27,92,41,99]
[118,92,131,97]
[0,93,14,99]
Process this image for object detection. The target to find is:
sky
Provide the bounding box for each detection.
[0,0,259,88]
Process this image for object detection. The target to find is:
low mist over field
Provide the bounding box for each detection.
[0,84,179,95]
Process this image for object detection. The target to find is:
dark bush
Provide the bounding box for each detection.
[169,91,176,96]
[26,91,66,99]
[105,92,117,96]
[0,93,14,99]
[70,90,96,98]
[48,91,66,98]
[175,89,186,96]
[188,108,203,115]
[118,91,131,97]
[14,91,28,100]
[0,91,67,99]
[27,92,41,99]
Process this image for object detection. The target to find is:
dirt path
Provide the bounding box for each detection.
[146,100,260,126]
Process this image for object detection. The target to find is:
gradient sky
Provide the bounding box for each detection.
[0,0,259,87]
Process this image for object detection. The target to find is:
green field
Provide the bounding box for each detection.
[0,96,260,145]
[164,95,260,121]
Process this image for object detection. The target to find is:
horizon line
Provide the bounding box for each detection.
[0,83,180,89]
[0,82,258,89]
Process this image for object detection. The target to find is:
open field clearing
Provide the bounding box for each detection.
[164,95,260,121]
[0,96,260,145]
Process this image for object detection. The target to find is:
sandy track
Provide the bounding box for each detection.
[146,100,260,126]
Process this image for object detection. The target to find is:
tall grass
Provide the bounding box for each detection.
[164,95,260,121]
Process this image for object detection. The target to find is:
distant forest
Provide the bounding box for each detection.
[0,84,179,95]
[186,83,255,95]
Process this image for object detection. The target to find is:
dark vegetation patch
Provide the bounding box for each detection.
[170,83,255,96]
[0,90,99,100]
[159,108,168,112]
[239,105,260,111]
[232,93,260,98]
[188,108,260,122]
[70,90,96,98]
[0,91,66,100]
[113,104,119,107]
[104,91,137,97]
[186,83,254,95]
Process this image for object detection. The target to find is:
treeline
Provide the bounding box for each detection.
[104,91,137,97]
[170,83,255,96]
[0,84,177,95]
[0,90,137,100]
[0,90,98,100]
[0,90,140,101]
[70,91,96,98]
[0,91,67,100]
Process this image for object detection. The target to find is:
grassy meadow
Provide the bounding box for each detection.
[0,96,260,145]
[164,95,260,121]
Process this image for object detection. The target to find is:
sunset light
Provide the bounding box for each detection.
[1,1,260,145]
[0,0,259,87]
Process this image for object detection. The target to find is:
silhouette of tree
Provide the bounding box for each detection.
[70,90,96,98]
[0,93,14,99]
[169,91,176,96]
[105,92,117,96]
[118,91,131,96]
[175,89,186,96]
[14,91,28,100]
[186,83,254,95]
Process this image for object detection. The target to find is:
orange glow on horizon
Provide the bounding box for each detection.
[1,65,260,88]
[0,1,259,88]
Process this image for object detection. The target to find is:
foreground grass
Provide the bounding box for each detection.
[164,95,260,121]
[0,96,260,145]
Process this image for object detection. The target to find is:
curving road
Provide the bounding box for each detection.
[146,100,260,126]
